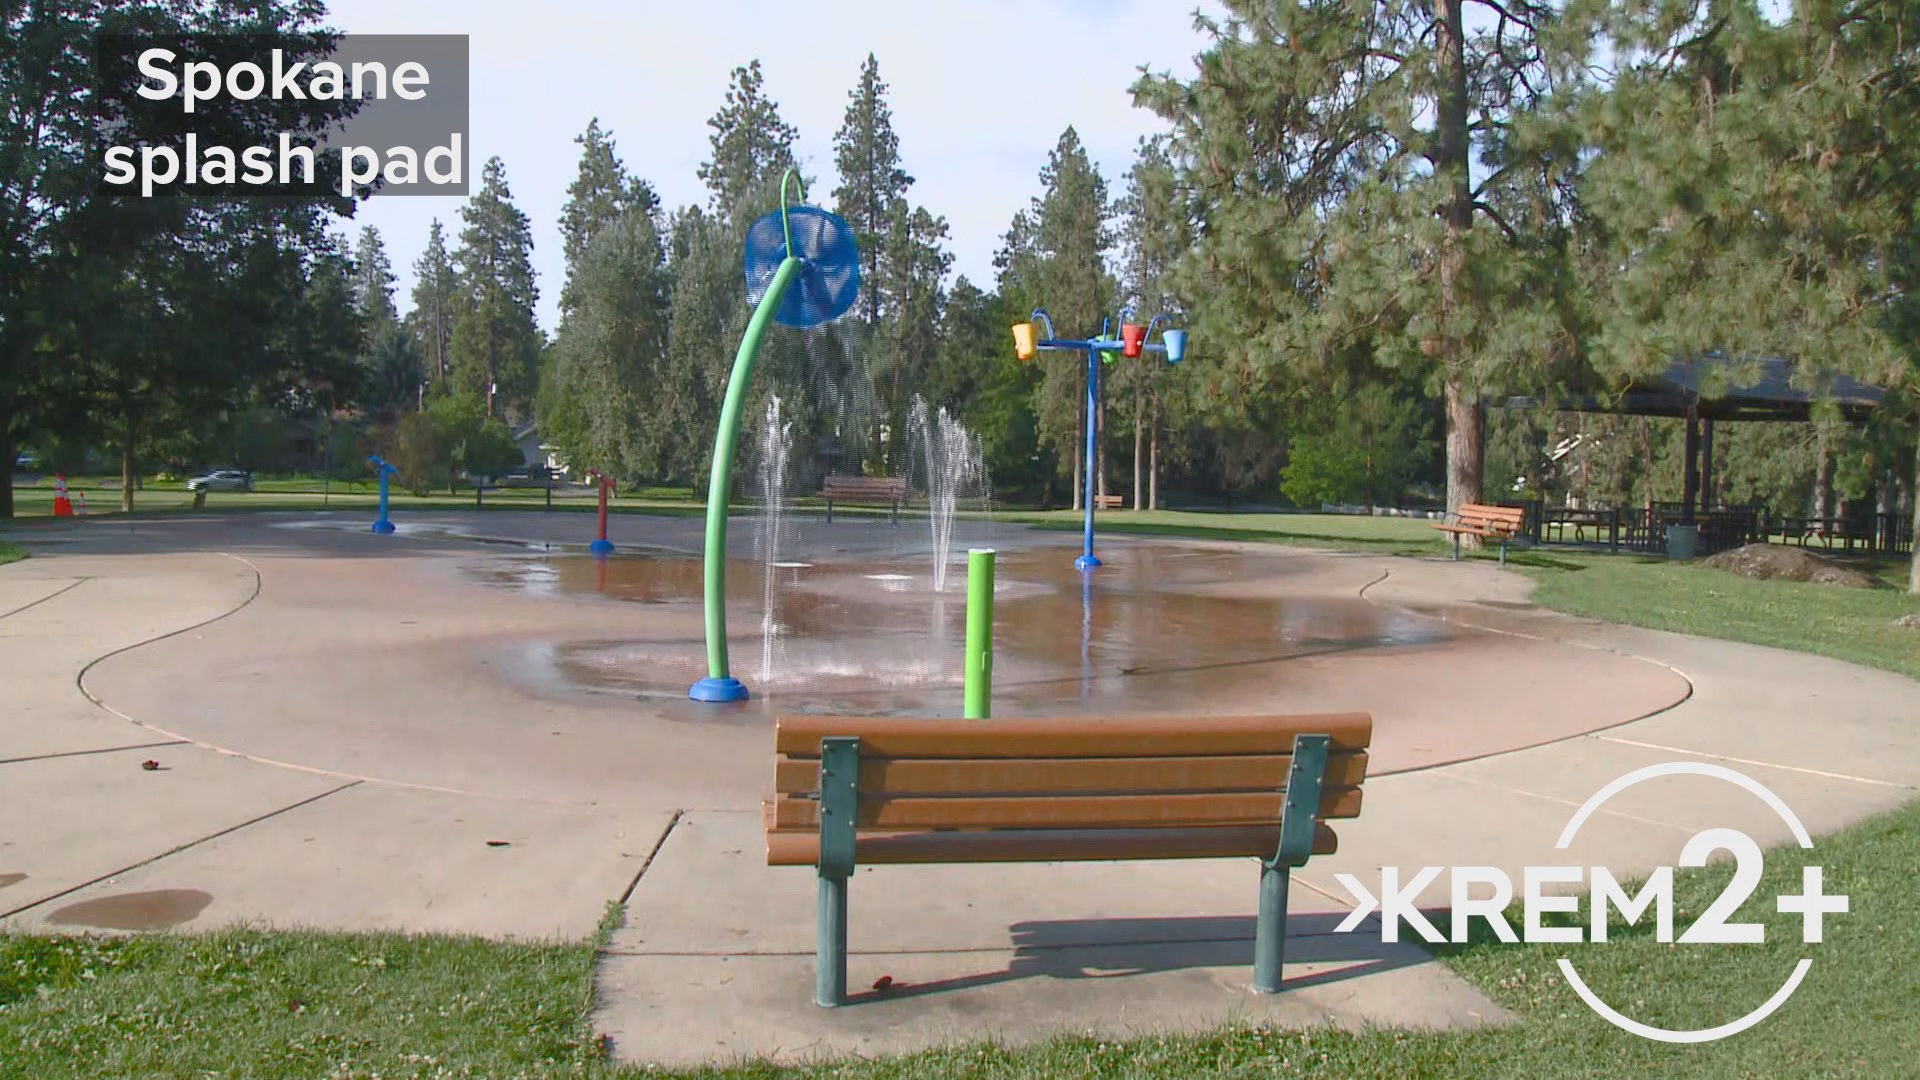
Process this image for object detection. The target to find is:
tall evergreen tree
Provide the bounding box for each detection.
[1001,128,1113,505]
[1117,137,1192,510]
[660,205,741,484]
[541,208,671,479]
[351,226,397,327]
[449,157,542,420]
[698,61,799,222]
[352,226,418,417]
[832,54,912,330]
[559,118,659,320]
[410,219,457,390]
[1136,0,1579,527]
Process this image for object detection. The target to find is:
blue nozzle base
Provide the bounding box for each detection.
[689,677,750,703]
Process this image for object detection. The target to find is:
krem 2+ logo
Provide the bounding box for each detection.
[1329,763,1849,1043]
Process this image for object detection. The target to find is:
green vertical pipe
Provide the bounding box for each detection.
[1253,860,1290,993]
[701,256,804,681]
[815,875,848,1007]
[964,548,995,719]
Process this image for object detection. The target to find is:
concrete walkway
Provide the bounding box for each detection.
[1,512,1915,1069]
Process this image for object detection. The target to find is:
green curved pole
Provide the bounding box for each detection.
[694,255,803,699]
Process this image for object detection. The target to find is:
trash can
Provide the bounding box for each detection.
[192,489,207,511]
[1666,524,1697,561]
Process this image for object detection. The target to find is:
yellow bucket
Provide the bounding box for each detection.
[1011,322,1037,361]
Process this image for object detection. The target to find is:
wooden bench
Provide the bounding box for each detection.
[766,712,1373,1006]
[1092,493,1125,511]
[1431,502,1525,563]
[821,474,907,525]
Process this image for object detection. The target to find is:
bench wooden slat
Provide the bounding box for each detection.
[821,476,906,499]
[768,785,1363,831]
[773,750,1370,798]
[766,821,1339,866]
[774,714,1373,759]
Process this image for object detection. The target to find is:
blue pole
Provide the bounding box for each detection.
[1075,344,1102,571]
[370,457,396,534]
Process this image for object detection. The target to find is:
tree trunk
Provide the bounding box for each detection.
[1814,430,1835,519]
[1132,380,1143,511]
[1909,433,1919,594]
[1097,399,1107,499]
[1435,0,1482,545]
[1149,392,1160,511]
[120,408,138,514]
[0,420,14,521]
[1071,409,1083,512]
[1444,376,1484,532]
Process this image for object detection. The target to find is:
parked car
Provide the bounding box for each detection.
[186,469,253,493]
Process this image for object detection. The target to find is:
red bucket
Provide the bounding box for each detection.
[1121,323,1145,358]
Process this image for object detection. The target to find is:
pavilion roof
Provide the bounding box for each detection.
[1503,355,1885,421]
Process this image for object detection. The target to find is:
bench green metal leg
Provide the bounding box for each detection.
[815,737,860,1007]
[824,498,834,525]
[1498,541,1507,565]
[816,875,848,1007]
[1254,733,1330,994]
[1253,860,1291,993]
[1451,533,1461,561]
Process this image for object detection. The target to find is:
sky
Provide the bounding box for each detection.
[321,0,1226,334]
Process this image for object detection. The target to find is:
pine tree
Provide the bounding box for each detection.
[1002,128,1113,506]
[1135,0,1580,527]
[542,208,671,478]
[351,226,417,416]
[351,226,397,327]
[449,157,542,420]
[1117,138,1190,510]
[832,54,912,330]
[559,118,660,320]
[660,205,742,484]
[698,61,799,222]
[410,220,457,390]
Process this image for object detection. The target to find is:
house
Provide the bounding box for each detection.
[511,420,569,476]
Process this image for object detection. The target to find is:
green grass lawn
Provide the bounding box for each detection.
[5,478,712,520]
[0,540,25,566]
[1514,552,1920,680]
[1006,507,1447,554]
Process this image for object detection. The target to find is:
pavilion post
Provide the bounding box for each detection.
[1682,403,1701,527]
[1700,417,1716,513]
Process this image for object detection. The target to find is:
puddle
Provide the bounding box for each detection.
[476,545,1451,716]
[47,888,213,930]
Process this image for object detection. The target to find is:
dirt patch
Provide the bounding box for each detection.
[1896,613,1920,631]
[1701,544,1876,588]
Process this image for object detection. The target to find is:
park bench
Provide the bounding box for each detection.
[765,711,1373,1007]
[821,474,907,525]
[1431,502,1525,563]
[1092,493,1125,510]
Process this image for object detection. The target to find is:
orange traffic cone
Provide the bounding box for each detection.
[51,474,73,517]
